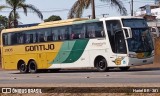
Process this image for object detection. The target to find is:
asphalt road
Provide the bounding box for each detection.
[0,68,160,87]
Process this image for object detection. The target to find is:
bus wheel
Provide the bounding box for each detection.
[119,67,130,71]
[28,60,37,73]
[19,63,28,73]
[96,58,108,72]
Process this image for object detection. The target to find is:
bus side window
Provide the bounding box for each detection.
[96,22,105,37]
[47,29,52,41]
[37,30,44,42]
[25,34,30,43]
[71,24,85,39]
[17,33,24,44]
[44,31,48,42]
[87,24,95,38]
[40,34,44,42]
[52,28,59,41]
[33,32,37,43]
[43,28,52,42]
[11,33,18,45]
[58,27,68,40]
[3,34,8,45]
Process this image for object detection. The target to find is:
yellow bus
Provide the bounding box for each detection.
[1,17,154,73]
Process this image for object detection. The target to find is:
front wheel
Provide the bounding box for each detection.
[95,58,108,72]
[119,67,130,71]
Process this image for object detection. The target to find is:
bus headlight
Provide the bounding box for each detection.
[128,54,137,58]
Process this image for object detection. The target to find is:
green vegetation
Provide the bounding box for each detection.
[44,15,62,22]
[0,0,43,28]
[68,0,127,19]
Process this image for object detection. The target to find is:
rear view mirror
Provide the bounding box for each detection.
[122,27,132,39]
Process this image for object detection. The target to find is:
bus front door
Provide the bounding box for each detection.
[114,30,127,65]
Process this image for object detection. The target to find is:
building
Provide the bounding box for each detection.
[135,2,160,29]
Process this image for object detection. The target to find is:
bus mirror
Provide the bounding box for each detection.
[123,27,132,39]
[150,27,159,38]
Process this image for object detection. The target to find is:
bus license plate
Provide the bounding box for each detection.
[137,53,144,58]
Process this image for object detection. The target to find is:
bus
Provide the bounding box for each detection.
[1,17,155,73]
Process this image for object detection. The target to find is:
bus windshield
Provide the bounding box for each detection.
[122,19,154,52]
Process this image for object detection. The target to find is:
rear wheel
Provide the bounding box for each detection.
[95,58,108,72]
[19,63,28,73]
[28,60,37,73]
[119,67,130,71]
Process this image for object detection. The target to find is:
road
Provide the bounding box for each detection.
[0,68,160,87]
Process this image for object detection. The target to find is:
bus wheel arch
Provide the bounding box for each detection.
[28,59,38,73]
[17,60,28,73]
[94,56,109,72]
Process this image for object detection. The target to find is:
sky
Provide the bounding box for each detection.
[0,0,156,24]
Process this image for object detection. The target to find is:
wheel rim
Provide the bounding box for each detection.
[30,63,36,71]
[20,64,26,72]
[98,60,105,69]
[29,61,37,73]
[19,63,27,73]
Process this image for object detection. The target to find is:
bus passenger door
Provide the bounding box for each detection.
[106,20,127,66]
[114,30,128,65]
[115,31,127,54]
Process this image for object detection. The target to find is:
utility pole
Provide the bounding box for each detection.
[91,0,96,19]
[131,0,133,16]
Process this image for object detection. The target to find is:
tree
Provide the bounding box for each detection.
[0,0,43,28]
[44,15,62,22]
[0,15,8,29]
[68,0,127,19]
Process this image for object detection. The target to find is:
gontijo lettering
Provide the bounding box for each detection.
[25,44,54,51]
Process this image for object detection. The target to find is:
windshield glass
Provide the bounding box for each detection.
[122,19,154,52]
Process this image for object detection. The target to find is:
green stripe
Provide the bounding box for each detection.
[51,39,89,64]
[63,39,89,63]
[51,41,75,64]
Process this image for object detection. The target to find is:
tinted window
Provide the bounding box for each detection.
[3,34,8,45]
[52,28,59,41]
[71,24,85,39]
[122,19,148,28]
[86,22,105,38]
[2,22,105,46]
[59,27,69,40]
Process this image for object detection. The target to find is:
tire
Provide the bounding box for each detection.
[28,60,37,73]
[19,63,28,73]
[95,58,108,72]
[119,67,130,71]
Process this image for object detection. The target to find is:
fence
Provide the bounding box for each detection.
[154,38,160,64]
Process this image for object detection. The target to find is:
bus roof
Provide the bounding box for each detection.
[1,16,144,33]
[100,16,143,21]
[1,18,89,33]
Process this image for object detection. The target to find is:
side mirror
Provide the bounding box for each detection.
[122,27,132,39]
[150,27,159,38]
